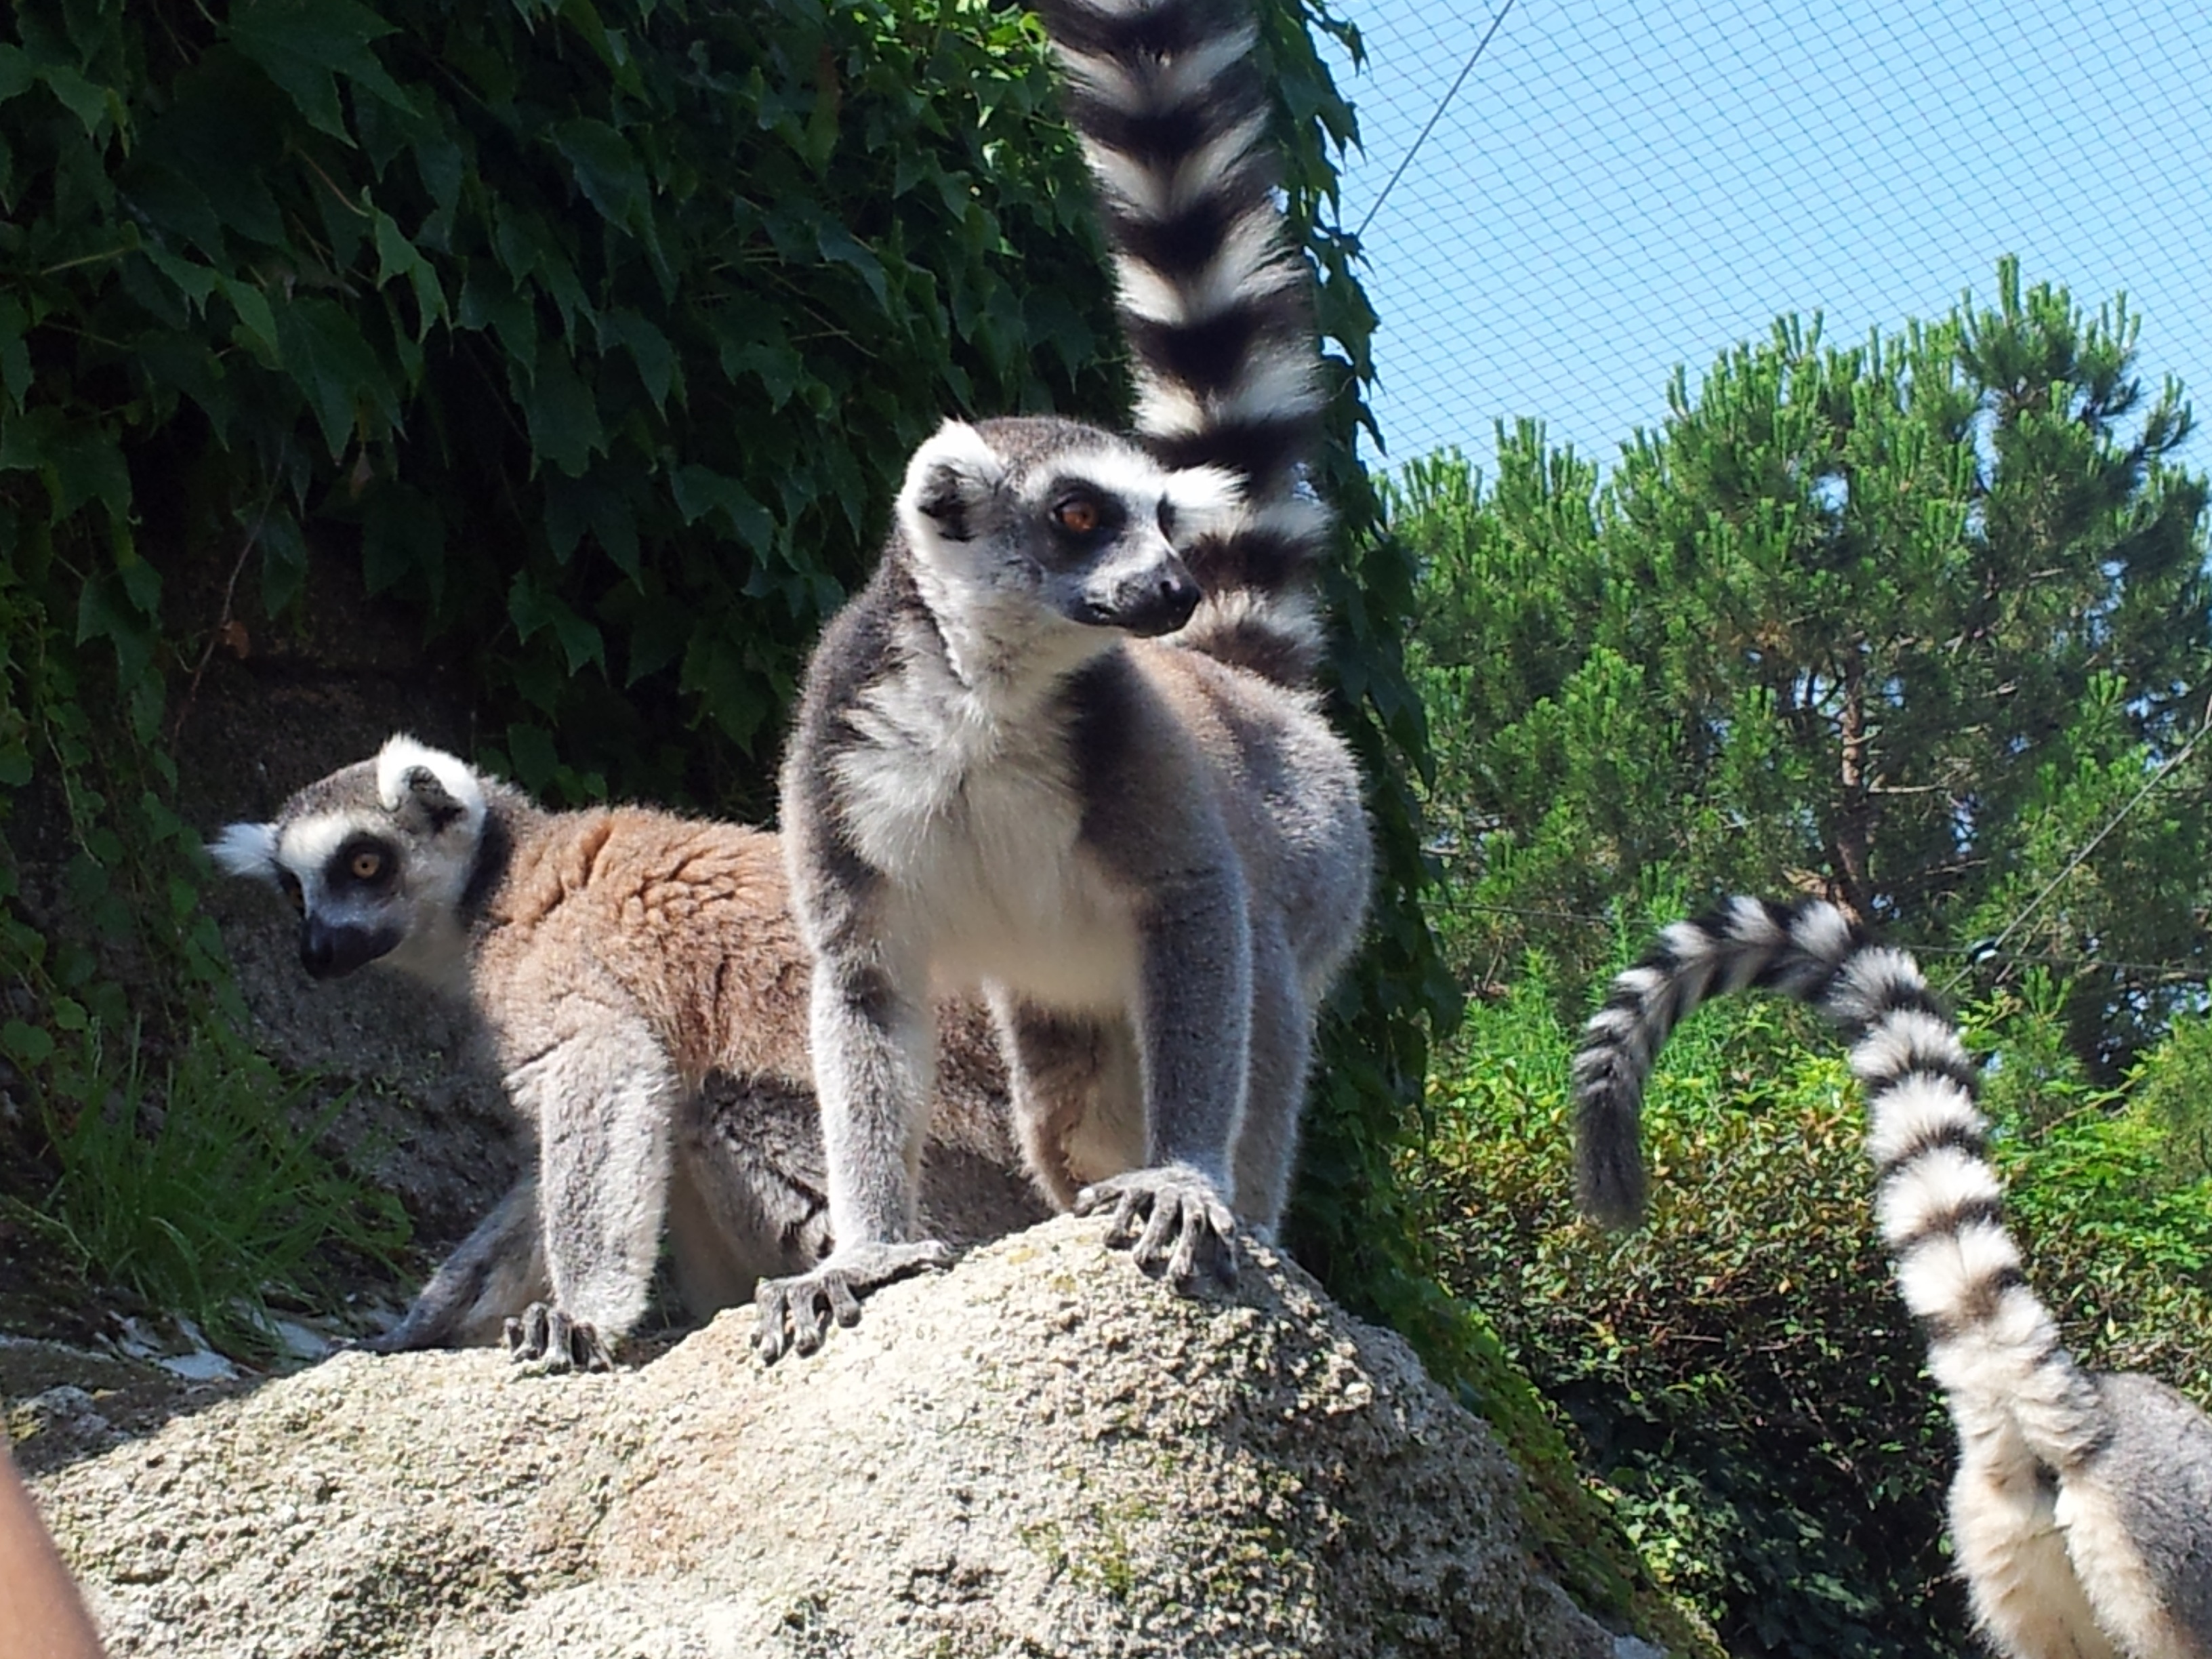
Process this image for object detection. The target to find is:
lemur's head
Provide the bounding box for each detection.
[208,735,489,985]
[895,415,1239,652]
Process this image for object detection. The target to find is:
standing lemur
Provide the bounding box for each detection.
[210,735,1033,1372]
[756,0,1372,1359]
[1575,897,2212,1659]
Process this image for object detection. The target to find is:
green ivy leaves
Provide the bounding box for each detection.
[227,0,411,140]
[1,0,1130,806]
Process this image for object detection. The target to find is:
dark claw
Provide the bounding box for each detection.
[503,1302,613,1374]
[752,1240,954,1365]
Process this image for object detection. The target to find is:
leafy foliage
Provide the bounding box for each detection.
[1399,263,2212,1071]
[4,0,1129,808]
[2124,1006,2212,1186]
[1412,952,2212,1657]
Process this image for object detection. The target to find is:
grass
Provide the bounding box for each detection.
[3,1020,409,1360]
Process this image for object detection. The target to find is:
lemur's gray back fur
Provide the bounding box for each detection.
[1044,0,1332,684]
[1575,896,2212,1659]
[756,0,1368,1361]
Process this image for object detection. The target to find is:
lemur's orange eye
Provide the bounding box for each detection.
[279,874,304,914]
[1053,496,1101,534]
[350,850,384,881]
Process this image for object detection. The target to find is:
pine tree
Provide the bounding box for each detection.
[1405,260,2212,1068]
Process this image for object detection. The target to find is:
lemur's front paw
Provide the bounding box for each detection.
[750,1240,954,1365]
[1075,1165,1237,1289]
[503,1303,615,1374]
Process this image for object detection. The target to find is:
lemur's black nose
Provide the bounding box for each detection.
[1115,565,1202,638]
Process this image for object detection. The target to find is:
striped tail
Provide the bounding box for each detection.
[1037,0,1332,685]
[1574,897,2106,1469]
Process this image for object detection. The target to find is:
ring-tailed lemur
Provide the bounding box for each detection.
[210,735,1033,1370]
[1574,897,2212,1659]
[755,0,1371,1361]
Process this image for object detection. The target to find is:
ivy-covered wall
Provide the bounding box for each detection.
[4,0,1132,799]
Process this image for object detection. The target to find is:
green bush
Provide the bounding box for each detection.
[3,0,1126,814]
[1410,956,2212,1658]
[2122,1005,2212,1187]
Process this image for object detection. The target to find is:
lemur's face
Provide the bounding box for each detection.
[208,738,487,984]
[255,808,411,979]
[897,416,1239,640]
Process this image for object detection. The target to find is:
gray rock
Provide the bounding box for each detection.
[36,1216,1618,1659]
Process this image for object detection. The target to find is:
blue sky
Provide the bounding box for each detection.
[1328,0,2212,479]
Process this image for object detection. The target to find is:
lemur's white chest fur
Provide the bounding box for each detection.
[835,639,1139,1012]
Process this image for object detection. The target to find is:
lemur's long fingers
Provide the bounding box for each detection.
[501,1306,542,1360]
[568,1318,613,1373]
[794,1282,838,1356]
[1164,1201,1205,1284]
[1208,1220,1238,1286]
[1106,1189,1147,1247]
[751,1284,796,1365]
[1132,1190,1182,1269]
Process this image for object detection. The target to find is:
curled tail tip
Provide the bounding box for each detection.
[1576,1149,1648,1231]
[1574,1081,1649,1230]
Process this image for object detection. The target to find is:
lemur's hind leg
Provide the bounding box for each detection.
[1069,871,1250,1290]
[1949,1415,2121,1659]
[988,996,1143,1211]
[665,1082,834,1319]
[2062,1374,2212,1659]
[997,994,1242,1284]
[505,1017,681,1374]
[367,1174,548,1351]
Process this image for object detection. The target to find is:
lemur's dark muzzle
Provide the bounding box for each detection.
[1109,566,1202,638]
[300,917,401,980]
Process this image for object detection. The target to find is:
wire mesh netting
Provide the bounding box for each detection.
[1332,0,2212,474]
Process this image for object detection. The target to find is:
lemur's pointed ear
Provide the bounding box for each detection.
[897,421,1006,547]
[207,821,281,881]
[375,735,487,837]
[401,767,468,830]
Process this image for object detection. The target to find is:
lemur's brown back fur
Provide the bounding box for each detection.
[472,804,1012,1168]
[475,809,809,1090]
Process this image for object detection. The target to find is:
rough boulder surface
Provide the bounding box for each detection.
[36,1216,1618,1658]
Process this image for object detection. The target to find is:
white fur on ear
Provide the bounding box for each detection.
[895,420,1008,552]
[207,821,281,880]
[375,734,487,836]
